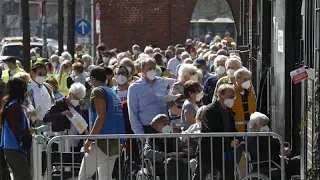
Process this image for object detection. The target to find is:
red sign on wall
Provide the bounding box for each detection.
[290,67,309,84]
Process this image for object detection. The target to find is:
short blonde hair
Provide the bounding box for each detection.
[150,114,169,128]
[234,68,252,79]
[13,72,31,83]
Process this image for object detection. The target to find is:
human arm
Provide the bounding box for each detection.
[89,96,106,135]
[43,100,71,123]
[8,103,35,136]
[127,85,144,134]
[183,103,196,124]
[143,139,166,162]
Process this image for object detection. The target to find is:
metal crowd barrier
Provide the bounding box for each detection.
[46,132,285,180]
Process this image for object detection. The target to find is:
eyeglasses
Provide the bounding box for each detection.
[116,72,128,76]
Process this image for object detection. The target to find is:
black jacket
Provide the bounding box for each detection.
[200,101,238,157]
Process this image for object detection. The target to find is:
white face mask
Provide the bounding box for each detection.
[215,66,226,75]
[103,57,110,64]
[224,99,235,108]
[259,125,270,132]
[177,55,182,59]
[52,62,57,68]
[35,76,46,85]
[126,66,132,74]
[227,69,235,78]
[36,53,41,58]
[3,63,8,70]
[146,69,157,81]
[133,50,139,55]
[31,56,37,61]
[148,53,154,58]
[241,80,251,89]
[196,91,204,101]
[161,125,171,133]
[70,99,79,107]
[116,75,128,85]
[190,74,198,82]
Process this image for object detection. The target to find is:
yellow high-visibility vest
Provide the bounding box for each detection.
[1,66,25,83]
[58,72,69,96]
[47,72,54,78]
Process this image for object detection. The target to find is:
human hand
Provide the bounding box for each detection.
[231,139,241,148]
[35,125,50,133]
[61,110,73,117]
[84,140,93,153]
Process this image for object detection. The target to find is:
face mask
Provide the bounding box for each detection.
[126,66,132,74]
[3,63,8,70]
[161,125,171,133]
[31,56,37,61]
[77,51,83,55]
[133,50,139,55]
[103,57,110,64]
[259,125,270,132]
[70,99,79,107]
[190,74,198,82]
[196,92,204,102]
[224,98,235,108]
[148,53,154,58]
[215,66,226,75]
[36,53,41,58]
[146,69,157,81]
[52,62,57,68]
[27,83,32,92]
[116,75,128,85]
[177,55,182,59]
[241,80,251,89]
[227,69,235,78]
[35,76,46,85]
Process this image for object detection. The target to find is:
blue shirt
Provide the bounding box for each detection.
[128,77,169,134]
[202,71,214,86]
[54,92,64,100]
[203,74,220,105]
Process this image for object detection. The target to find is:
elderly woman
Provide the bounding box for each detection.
[249,112,270,132]
[212,56,243,101]
[203,55,228,105]
[81,54,92,72]
[43,83,87,149]
[169,64,202,116]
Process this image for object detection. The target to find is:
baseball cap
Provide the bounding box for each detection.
[193,58,206,66]
[2,56,17,64]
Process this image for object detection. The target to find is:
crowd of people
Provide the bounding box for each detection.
[0,32,285,180]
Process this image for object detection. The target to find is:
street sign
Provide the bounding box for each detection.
[290,67,309,84]
[75,19,91,36]
[77,36,90,44]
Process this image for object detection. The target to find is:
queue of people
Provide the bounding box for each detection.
[0,32,282,180]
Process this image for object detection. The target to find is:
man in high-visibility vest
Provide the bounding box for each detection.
[74,44,84,60]
[1,56,25,83]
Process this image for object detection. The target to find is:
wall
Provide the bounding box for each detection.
[96,0,240,51]
[192,0,233,20]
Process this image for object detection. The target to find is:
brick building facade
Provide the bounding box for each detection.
[94,0,241,51]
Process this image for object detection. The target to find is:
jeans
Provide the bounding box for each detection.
[78,144,118,180]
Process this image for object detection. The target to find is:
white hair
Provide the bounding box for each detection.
[109,58,118,66]
[225,57,242,69]
[178,64,197,82]
[138,53,149,59]
[50,54,59,59]
[234,68,252,79]
[117,52,125,60]
[69,82,86,99]
[181,51,190,60]
[144,46,154,54]
[250,112,270,127]
[61,51,72,61]
[214,55,228,67]
[208,54,217,60]
[184,58,193,64]
[82,54,92,62]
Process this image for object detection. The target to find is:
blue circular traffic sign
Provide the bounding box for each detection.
[75,19,91,36]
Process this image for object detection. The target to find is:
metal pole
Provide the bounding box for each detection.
[91,0,95,64]
[42,0,48,58]
[58,0,64,55]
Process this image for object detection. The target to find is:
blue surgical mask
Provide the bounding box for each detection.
[27,83,32,92]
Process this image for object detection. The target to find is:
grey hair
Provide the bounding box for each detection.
[140,57,156,69]
[69,82,86,99]
[50,54,59,60]
[225,57,242,69]
[214,55,228,67]
[250,112,270,127]
[234,68,252,79]
[181,51,190,60]
[61,51,72,61]
[184,58,193,64]
[144,46,154,54]
[82,54,92,62]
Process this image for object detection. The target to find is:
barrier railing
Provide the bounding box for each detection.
[46,132,285,180]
